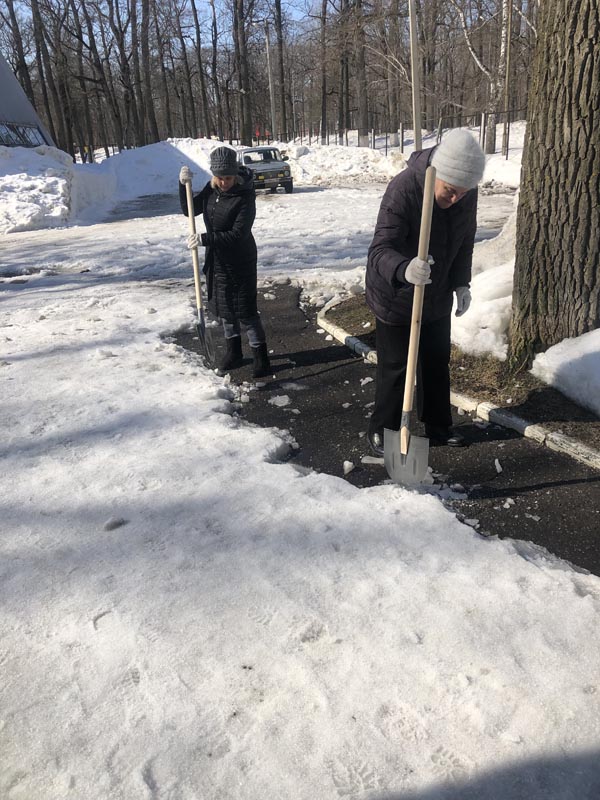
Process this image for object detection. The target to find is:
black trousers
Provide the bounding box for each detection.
[369,314,453,433]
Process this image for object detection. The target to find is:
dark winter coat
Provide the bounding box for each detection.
[366,147,477,325]
[180,166,258,323]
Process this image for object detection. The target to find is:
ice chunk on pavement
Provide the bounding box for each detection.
[269,395,291,407]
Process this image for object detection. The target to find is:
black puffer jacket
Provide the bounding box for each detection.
[180,166,258,322]
[366,147,477,325]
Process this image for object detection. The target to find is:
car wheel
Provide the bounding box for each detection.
[284,182,293,194]
[269,187,277,194]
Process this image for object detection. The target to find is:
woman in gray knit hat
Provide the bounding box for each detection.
[365,129,485,454]
[179,145,271,378]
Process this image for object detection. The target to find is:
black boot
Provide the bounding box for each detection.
[218,336,243,375]
[251,343,271,379]
[367,426,385,456]
[425,424,467,447]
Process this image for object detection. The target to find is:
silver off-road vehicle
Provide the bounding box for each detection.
[238,146,293,194]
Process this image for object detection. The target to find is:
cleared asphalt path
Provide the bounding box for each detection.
[177,283,600,577]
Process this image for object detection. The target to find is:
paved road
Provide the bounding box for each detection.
[177,283,600,577]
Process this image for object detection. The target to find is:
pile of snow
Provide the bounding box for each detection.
[453,203,519,359]
[286,141,406,186]
[0,145,75,233]
[532,329,600,416]
[0,138,217,234]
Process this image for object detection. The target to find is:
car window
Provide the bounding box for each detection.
[243,149,281,164]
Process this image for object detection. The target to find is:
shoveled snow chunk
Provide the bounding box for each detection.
[269,395,291,407]
[495,458,503,473]
[343,461,355,475]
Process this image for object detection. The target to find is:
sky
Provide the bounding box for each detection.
[1,127,600,800]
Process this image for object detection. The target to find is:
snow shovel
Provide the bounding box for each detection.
[384,165,436,485]
[184,179,215,365]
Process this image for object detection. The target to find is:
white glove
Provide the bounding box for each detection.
[187,232,200,250]
[455,286,472,316]
[179,165,193,184]
[405,255,433,285]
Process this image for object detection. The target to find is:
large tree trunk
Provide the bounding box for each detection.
[190,0,212,137]
[233,0,252,146]
[319,0,327,144]
[354,0,369,147]
[274,0,287,141]
[208,0,224,140]
[174,8,197,138]
[387,0,401,147]
[508,0,600,371]
[141,0,160,143]
[152,0,173,139]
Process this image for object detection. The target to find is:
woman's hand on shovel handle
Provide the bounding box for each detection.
[179,165,193,184]
[187,232,200,250]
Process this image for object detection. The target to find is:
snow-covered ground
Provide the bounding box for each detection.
[1,126,600,799]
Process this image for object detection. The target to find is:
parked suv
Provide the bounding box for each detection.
[238,146,293,194]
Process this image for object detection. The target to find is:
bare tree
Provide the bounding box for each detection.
[141,0,160,142]
[448,0,510,153]
[273,0,287,139]
[354,0,369,146]
[189,0,212,137]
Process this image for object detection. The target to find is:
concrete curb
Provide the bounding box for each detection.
[317,305,600,472]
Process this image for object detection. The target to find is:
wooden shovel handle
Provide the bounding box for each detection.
[184,180,204,315]
[400,165,436,454]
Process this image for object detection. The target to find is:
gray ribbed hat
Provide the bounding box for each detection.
[431,129,485,189]
[210,146,239,177]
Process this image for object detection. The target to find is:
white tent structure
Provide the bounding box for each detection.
[0,51,54,147]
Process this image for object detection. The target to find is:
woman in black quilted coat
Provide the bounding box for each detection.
[179,146,271,378]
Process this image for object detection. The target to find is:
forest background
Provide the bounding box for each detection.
[0,0,535,159]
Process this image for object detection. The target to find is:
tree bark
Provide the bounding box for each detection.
[274,0,287,140]
[319,0,327,144]
[141,0,160,142]
[233,0,252,145]
[208,0,224,140]
[174,4,197,137]
[354,0,369,147]
[152,0,173,139]
[508,0,600,370]
[190,0,212,137]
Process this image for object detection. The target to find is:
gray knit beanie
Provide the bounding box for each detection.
[210,146,239,177]
[431,129,485,189]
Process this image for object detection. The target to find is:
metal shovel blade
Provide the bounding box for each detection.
[195,310,216,367]
[384,428,430,485]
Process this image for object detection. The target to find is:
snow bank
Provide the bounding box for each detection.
[286,141,406,186]
[452,261,514,359]
[532,329,600,416]
[0,145,75,233]
[0,139,215,233]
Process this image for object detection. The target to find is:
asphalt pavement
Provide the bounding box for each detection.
[176,282,600,577]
